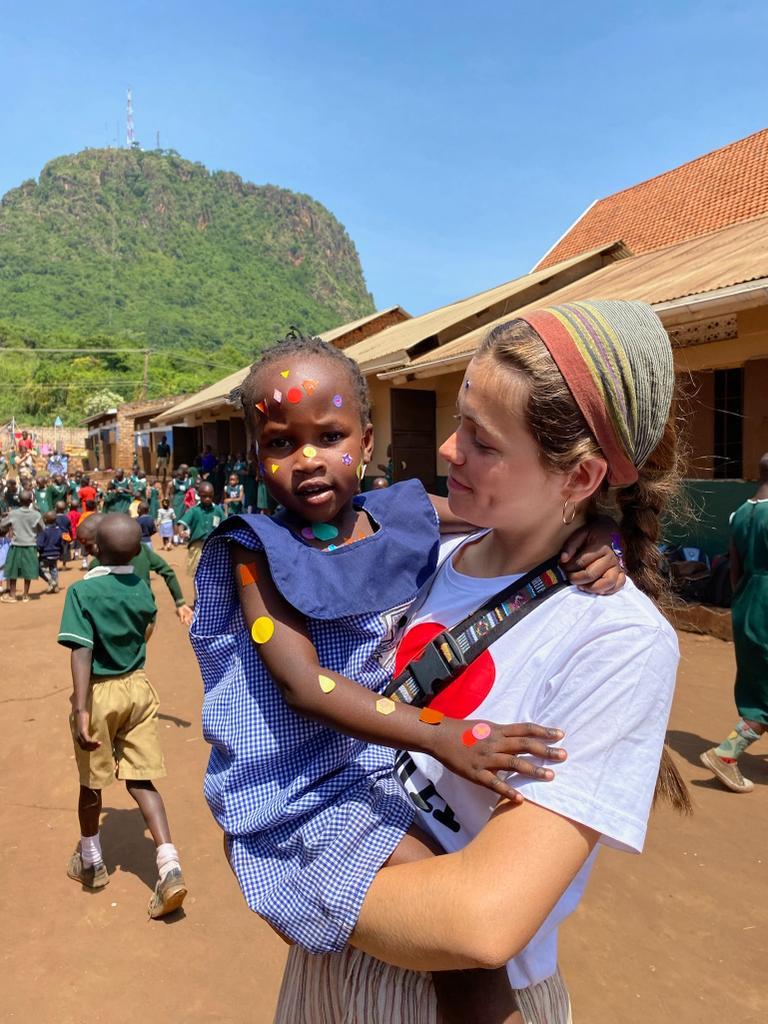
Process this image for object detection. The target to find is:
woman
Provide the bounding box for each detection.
[274,300,689,1023]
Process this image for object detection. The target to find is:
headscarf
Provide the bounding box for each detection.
[518,300,674,486]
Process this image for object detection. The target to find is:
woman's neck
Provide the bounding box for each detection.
[455,517,586,578]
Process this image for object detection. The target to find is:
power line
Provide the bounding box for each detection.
[0,348,241,371]
[0,381,147,389]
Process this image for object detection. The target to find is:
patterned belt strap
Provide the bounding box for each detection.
[385,555,569,707]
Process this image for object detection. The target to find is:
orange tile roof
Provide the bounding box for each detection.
[535,127,768,270]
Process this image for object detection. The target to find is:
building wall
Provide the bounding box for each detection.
[743,356,768,477]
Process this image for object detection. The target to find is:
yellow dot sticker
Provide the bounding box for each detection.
[318,675,336,694]
[280,369,290,378]
[250,617,275,644]
[271,463,279,474]
[375,697,396,716]
[302,445,317,458]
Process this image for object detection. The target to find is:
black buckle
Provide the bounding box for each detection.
[407,631,467,700]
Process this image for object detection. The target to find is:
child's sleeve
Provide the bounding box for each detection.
[57,588,94,651]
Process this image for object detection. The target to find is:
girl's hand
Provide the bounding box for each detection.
[560,515,626,595]
[430,719,566,802]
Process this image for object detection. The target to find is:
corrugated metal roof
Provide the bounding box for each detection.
[400,213,768,375]
[536,127,768,270]
[342,243,631,372]
[152,307,406,423]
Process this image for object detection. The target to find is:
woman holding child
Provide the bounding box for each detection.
[269,300,687,1022]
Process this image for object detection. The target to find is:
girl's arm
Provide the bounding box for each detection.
[231,543,565,802]
[352,799,598,971]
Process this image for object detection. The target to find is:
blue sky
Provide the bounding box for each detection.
[1,1,767,316]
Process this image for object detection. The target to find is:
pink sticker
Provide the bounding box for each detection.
[273,389,282,403]
[301,527,315,540]
[471,722,491,741]
[333,394,343,408]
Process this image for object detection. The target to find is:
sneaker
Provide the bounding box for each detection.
[67,849,110,889]
[21,595,30,603]
[699,748,754,793]
[147,868,187,919]
[0,593,14,604]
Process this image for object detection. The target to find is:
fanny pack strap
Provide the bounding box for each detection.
[385,554,570,707]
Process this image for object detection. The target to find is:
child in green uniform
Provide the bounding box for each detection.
[46,473,69,510]
[0,490,43,602]
[58,514,187,918]
[223,472,244,517]
[34,475,50,514]
[701,452,768,792]
[177,481,223,578]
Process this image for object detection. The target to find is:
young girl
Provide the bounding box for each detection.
[190,334,621,1019]
[156,499,176,551]
[223,473,244,517]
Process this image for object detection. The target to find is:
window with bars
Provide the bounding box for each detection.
[713,368,743,479]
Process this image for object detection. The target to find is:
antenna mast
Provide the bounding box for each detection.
[126,88,135,147]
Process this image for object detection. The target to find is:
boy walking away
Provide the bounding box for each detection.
[37,511,66,593]
[701,452,768,792]
[136,502,156,548]
[177,481,223,580]
[58,515,187,917]
[0,490,43,603]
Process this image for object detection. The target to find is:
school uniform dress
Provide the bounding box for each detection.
[1,507,43,579]
[190,479,439,952]
[730,499,768,725]
[224,484,243,516]
[170,477,190,520]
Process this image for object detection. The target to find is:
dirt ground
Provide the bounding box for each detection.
[1,547,765,1023]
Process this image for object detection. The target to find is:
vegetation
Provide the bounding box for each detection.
[0,148,374,422]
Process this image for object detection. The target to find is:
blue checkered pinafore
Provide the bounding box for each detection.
[190,479,439,953]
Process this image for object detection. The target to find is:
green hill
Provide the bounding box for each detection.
[0,148,375,422]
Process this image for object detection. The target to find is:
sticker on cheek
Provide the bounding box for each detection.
[303,379,318,395]
[332,394,343,408]
[302,445,317,458]
[286,387,303,404]
[318,674,336,693]
[375,697,396,716]
[341,453,353,466]
[273,389,282,403]
[419,707,445,725]
[251,616,275,644]
[238,562,259,587]
[271,463,279,474]
[471,722,491,740]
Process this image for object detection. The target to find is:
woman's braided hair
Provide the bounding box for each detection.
[479,318,692,814]
[231,328,371,427]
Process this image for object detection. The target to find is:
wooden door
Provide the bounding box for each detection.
[390,388,437,492]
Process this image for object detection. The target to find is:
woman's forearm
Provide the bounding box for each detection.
[351,800,597,971]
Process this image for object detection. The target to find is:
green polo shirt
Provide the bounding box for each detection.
[179,504,224,544]
[57,570,157,677]
[90,545,185,607]
[47,483,69,508]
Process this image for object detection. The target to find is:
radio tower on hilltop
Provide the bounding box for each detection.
[126,88,135,147]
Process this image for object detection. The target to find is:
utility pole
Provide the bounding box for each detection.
[141,349,149,401]
[127,88,135,147]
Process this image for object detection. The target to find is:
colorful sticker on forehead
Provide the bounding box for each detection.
[273,389,282,403]
[280,370,290,378]
[255,399,269,416]
[286,387,303,404]
[332,394,343,408]
[303,379,318,395]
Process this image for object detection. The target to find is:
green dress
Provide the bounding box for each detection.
[171,476,190,520]
[731,499,768,725]
[148,484,160,519]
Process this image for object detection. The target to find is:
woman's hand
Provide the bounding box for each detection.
[560,515,626,595]
[429,719,566,802]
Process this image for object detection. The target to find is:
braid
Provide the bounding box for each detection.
[233,328,370,426]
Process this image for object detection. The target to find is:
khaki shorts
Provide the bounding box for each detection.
[70,669,166,789]
[187,539,204,577]
[156,456,169,471]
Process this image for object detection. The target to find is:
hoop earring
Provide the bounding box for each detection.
[562,499,576,525]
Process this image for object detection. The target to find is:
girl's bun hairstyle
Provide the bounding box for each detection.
[479,307,691,814]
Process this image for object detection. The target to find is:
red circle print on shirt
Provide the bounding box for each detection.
[394,622,496,719]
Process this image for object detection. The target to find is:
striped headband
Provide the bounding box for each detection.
[518,300,674,487]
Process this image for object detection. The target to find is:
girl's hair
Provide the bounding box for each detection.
[234,329,371,428]
[478,319,692,814]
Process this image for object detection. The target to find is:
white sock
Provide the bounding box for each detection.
[156,842,181,881]
[81,833,103,867]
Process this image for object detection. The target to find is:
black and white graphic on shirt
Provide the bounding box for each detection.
[395,751,461,833]
[374,599,414,676]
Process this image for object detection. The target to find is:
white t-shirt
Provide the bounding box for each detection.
[394,534,679,988]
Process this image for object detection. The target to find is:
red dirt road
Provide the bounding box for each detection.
[1,549,765,1023]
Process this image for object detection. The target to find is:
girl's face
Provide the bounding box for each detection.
[248,355,372,524]
[439,356,568,532]
[229,474,238,486]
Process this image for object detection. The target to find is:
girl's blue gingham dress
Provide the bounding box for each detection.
[190,479,439,953]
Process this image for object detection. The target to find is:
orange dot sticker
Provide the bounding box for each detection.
[286,387,303,404]
[303,379,318,395]
[271,463,279,474]
[461,729,477,747]
[250,617,275,644]
[238,562,259,588]
[419,707,445,726]
[375,697,396,716]
[318,675,336,694]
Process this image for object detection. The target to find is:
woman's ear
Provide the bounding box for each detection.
[565,456,608,505]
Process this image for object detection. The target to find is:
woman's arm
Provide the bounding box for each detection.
[231,543,564,800]
[352,799,598,971]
